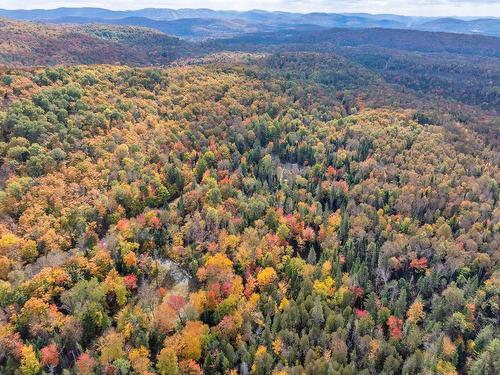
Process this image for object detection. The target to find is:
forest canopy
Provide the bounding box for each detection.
[0,16,499,375]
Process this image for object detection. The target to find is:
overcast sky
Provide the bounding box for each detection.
[0,1,499,17]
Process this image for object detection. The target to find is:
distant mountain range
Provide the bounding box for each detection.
[0,7,498,39]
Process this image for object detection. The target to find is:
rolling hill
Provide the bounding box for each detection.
[417,17,500,37]
[0,18,190,66]
[209,28,500,113]
[209,27,500,58]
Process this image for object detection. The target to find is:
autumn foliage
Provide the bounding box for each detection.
[0,51,498,375]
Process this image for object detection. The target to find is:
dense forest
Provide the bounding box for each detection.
[0,15,499,375]
[0,19,189,66]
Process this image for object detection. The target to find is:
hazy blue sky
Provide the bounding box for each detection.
[1,1,499,17]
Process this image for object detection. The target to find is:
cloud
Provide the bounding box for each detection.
[0,0,499,17]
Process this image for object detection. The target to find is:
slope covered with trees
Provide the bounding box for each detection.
[210,28,500,58]
[0,18,189,67]
[209,29,500,114]
[0,57,498,375]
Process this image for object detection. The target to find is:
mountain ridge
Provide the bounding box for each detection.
[1,7,499,38]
